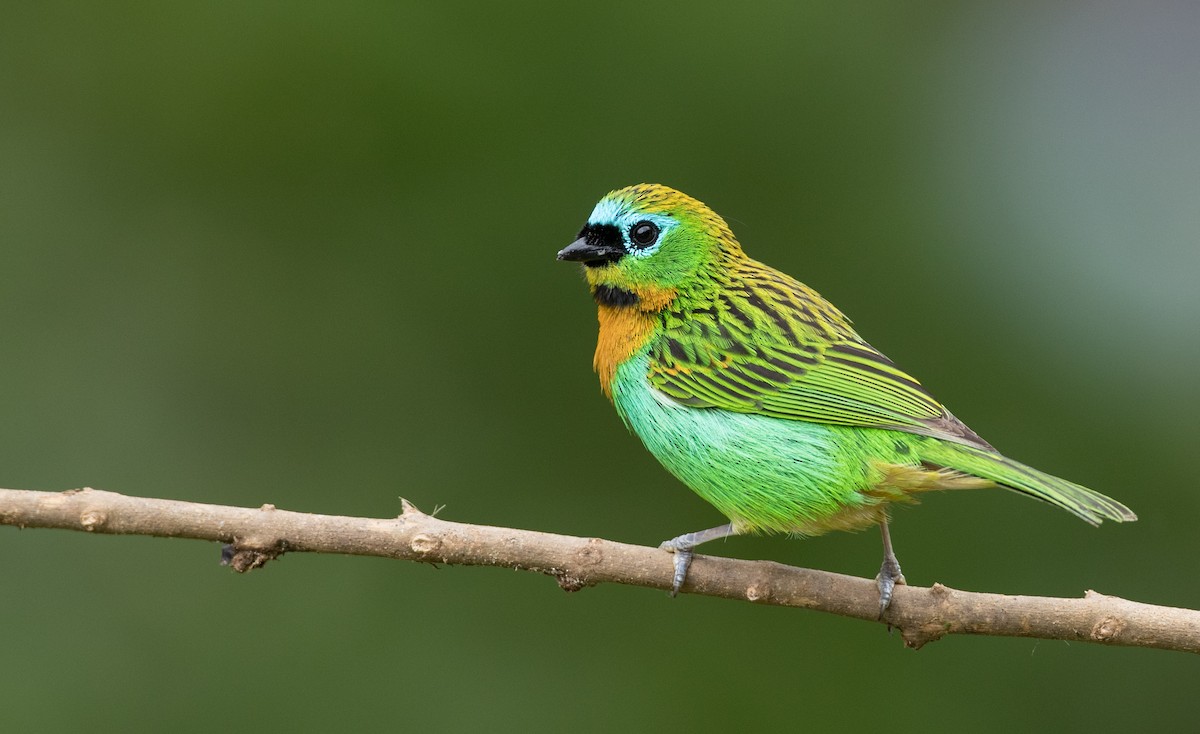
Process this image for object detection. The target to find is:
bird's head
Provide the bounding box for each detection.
[557,184,743,309]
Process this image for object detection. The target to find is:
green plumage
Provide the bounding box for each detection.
[559,184,1134,594]
[646,255,990,448]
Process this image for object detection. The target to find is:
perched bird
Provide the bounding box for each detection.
[557,183,1136,612]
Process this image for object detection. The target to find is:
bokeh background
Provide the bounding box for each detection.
[2,3,1198,731]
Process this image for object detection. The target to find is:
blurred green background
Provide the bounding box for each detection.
[2,3,1198,731]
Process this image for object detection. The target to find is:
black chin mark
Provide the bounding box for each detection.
[591,284,639,307]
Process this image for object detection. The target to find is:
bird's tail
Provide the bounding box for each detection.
[918,441,1137,526]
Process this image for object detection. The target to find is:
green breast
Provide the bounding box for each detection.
[610,350,886,533]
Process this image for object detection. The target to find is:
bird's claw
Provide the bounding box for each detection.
[659,541,694,597]
[875,556,906,617]
[658,524,734,597]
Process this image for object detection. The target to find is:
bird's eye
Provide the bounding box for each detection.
[630,221,660,248]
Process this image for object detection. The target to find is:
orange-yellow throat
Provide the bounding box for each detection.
[592,285,676,397]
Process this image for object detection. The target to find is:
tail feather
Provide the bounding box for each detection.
[920,442,1137,526]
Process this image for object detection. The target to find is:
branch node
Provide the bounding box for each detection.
[553,570,589,593]
[1091,616,1127,643]
[574,538,605,568]
[399,498,424,517]
[221,537,286,573]
[409,533,442,556]
[901,621,951,650]
[225,548,275,572]
[745,579,773,603]
[79,510,107,531]
[260,504,277,512]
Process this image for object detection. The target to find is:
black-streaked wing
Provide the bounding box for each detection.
[646,262,992,449]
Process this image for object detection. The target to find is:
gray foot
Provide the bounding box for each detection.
[875,555,906,616]
[658,523,735,596]
[658,542,694,597]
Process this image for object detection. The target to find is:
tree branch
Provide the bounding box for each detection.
[1,487,1195,653]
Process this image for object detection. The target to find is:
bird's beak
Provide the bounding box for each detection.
[556,237,624,265]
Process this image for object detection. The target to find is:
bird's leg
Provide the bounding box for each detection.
[658,523,736,596]
[876,518,907,616]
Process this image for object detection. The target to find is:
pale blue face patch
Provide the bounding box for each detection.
[587,199,679,259]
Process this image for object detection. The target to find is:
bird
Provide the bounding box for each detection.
[556,183,1136,613]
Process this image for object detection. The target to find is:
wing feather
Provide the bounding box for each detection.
[647,260,992,449]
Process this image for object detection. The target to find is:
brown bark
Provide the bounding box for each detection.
[1,487,1195,653]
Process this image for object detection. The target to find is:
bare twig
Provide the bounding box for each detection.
[1,487,1195,653]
